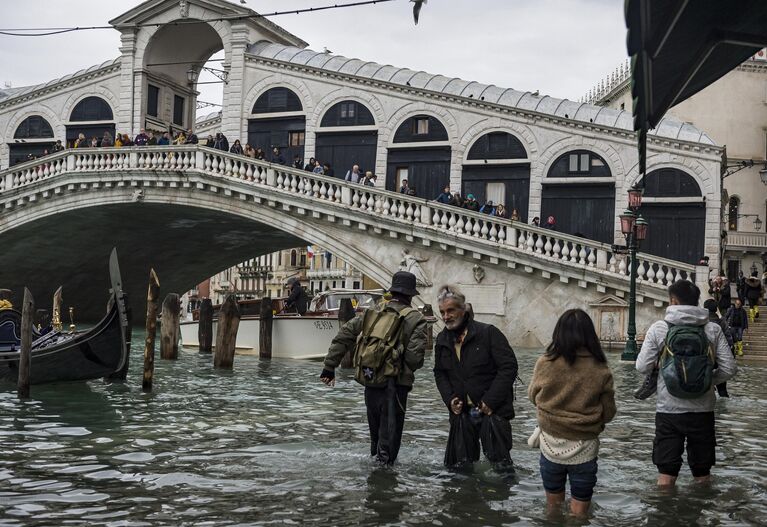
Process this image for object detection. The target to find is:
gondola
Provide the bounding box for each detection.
[0,248,131,384]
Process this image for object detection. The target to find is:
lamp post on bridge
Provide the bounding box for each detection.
[620,186,648,362]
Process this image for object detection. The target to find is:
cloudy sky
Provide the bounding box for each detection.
[0,0,628,111]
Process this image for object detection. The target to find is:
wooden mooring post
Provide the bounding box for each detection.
[142,269,160,393]
[339,298,356,368]
[214,295,240,369]
[198,298,213,353]
[259,297,273,359]
[160,293,180,360]
[17,288,34,399]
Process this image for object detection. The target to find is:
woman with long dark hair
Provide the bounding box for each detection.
[528,309,616,518]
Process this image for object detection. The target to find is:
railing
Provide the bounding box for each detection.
[0,145,698,292]
[727,232,767,249]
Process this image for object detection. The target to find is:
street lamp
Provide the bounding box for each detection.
[620,186,647,361]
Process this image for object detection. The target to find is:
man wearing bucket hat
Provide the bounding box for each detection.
[320,271,428,465]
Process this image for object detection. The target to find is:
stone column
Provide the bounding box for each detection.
[116,29,138,136]
[220,24,248,143]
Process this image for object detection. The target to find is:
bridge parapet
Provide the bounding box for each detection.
[0,145,703,304]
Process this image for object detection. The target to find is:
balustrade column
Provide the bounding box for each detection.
[129,151,138,169]
[66,154,75,171]
[266,168,276,187]
[195,150,205,172]
[341,186,352,206]
[420,204,432,225]
[596,249,608,270]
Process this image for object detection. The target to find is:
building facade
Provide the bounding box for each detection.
[584,50,767,279]
[0,0,723,272]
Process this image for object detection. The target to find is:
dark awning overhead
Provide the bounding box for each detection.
[625,0,767,175]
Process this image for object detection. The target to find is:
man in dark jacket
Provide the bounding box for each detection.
[726,298,748,356]
[435,186,452,204]
[320,271,427,465]
[284,277,308,315]
[745,272,764,319]
[433,285,518,465]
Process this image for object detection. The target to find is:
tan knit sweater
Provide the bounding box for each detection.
[528,350,617,441]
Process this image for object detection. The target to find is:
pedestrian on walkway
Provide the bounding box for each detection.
[528,308,616,517]
[636,280,737,487]
[725,298,748,356]
[704,299,734,397]
[745,272,764,320]
[320,272,427,465]
[433,285,518,467]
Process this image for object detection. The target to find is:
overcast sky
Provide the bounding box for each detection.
[0,0,628,113]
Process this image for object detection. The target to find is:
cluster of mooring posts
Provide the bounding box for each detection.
[137,269,361,393]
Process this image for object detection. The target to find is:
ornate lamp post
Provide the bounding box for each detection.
[620,187,648,361]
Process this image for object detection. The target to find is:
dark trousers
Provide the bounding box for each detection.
[364,382,409,464]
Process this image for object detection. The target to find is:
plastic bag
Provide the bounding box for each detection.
[444,412,480,466]
[479,414,512,464]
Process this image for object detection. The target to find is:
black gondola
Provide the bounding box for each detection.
[0,248,130,385]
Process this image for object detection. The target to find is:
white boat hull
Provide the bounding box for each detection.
[180,316,339,360]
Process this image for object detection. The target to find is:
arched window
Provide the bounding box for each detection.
[547,150,611,178]
[252,87,302,114]
[393,114,448,143]
[320,100,374,127]
[728,196,740,231]
[70,97,113,121]
[290,250,297,267]
[467,132,527,160]
[641,168,702,197]
[14,116,54,139]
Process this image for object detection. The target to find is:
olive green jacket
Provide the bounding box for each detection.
[323,300,428,387]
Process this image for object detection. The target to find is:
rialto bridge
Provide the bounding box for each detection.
[0,146,708,346]
[0,0,722,345]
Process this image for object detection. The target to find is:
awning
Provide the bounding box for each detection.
[625,0,767,176]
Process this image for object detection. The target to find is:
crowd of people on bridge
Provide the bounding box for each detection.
[319,272,739,518]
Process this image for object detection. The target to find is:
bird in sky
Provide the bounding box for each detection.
[411,0,427,25]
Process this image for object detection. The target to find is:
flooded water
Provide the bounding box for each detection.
[1,336,766,526]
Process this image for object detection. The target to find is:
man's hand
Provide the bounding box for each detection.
[320,368,335,387]
[450,397,464,415]
[479,401,493,416]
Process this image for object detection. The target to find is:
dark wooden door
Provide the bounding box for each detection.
[386,147,451,199]
[540,184,615,243]
[247,116,306,165]
[640,203,705,264]
[461,165,531,221]
[9,143,55,166]
[315,131,377,177]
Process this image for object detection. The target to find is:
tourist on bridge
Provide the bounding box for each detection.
[433,285,518,467]
[495,204,508,219]
[528,308,615,517]
[636,280,737,487]
[284,277,308,315]
[147,131,158,146]
[462,194,480,212]
[543,216,556,230]
[270,146,284,165]
[399,179,410,194]
[320,271,427,465]
[323,162,334,178]
[254,147,266,161]
[205,135,215,147]
[725,298,748,356]
[479,200,496,215]
[531,216,541,227]
[184,129,198,144]
[52,139,65,153]
[708,274,731,317]
[214,133,230,152]
[435,186,452,204]
[230,139,244,156]
[345,164,362,183]
[510,208,520,221]
[134,129,149,146]
[303,157,316,171]
[101,131,114,147]
[736,270,746,302]
[449,192,464,207]
[74,133,87,148]
[362,171,377,187]
[157,132,171,146]
[292,155,303,169]
[312,159,323,174]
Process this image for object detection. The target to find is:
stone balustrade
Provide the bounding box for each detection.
[0,145,700,298]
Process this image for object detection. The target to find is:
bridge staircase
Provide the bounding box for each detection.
[742,305,767,363]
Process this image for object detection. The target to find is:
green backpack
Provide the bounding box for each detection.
[659,323,715,399]
[353,305,414,387]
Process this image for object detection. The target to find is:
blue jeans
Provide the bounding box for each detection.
[539,455,598,502]
[731,327,744,342]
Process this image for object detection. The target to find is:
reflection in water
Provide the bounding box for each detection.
[0,337,765,526]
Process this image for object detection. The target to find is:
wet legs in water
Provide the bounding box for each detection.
[364,383,409,464]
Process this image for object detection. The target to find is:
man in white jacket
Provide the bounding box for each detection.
[636,279,737,487]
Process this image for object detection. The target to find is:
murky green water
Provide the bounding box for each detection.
[1,336,766,526]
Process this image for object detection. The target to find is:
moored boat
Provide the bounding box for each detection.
[180,289,434,359]
[0,249,131,384]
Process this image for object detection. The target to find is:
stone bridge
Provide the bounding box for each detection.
[0,145,706,346]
